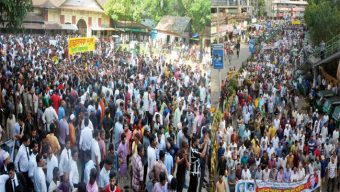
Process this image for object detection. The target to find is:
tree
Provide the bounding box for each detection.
[258,0,267,17]
[304,0,340,43]
[104,0,144,22]
[182,0,211,36]
[104,0,210,36]
[0,0,32,33]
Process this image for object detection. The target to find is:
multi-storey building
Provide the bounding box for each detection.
[212,0,254,15]
[267,0,308,19]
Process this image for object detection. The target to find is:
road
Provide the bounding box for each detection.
[211,42,251,107]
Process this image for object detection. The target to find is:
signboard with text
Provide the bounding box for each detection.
[235,171,320,192]
[212,44,224,69]
[68,37,96,55]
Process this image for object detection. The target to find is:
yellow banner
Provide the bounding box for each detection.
[68,37,96,54]
[291,20,301,25]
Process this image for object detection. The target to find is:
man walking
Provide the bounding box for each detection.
[132,144,144,192]
[327,156,337,192]
[188,135,208,192]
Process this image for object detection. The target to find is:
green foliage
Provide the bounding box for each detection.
[304,0,340,44]
[0,0,32,33]
[258,0,267,17]
[182,0,211,35]
[227,77,238,96]
[104,0,211,35]
[104,0,144,22]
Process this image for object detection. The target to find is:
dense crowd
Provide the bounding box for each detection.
[0,33,212,192]
[216,23,339,192]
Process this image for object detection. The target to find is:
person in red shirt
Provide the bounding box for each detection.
[50,90,60,113]
[104,172,121,192]
[314,145,321,159]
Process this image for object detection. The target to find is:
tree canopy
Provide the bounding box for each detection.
[0,0,32,33]
[304,0,340,44]
[104,0,211,35]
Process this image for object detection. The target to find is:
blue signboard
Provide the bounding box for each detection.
[212,44,224,69]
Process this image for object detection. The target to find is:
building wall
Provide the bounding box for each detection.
[46,8,111,36]
[156,32,188,45]
[267,0,308,18]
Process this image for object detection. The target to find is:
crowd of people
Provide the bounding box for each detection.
[0,33,213,192]
[216,22,339,192]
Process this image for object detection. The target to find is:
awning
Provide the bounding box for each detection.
[60,24,78,30]
[45,23,61,30]
[22,23,44,30]
[91,27,116,31]
[124,28,146,33]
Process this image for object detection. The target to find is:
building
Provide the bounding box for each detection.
[267,0,308,19]
[211,0,254,15]
[114,21,151,42]
[155,15,192,44]
[28,0,113,37]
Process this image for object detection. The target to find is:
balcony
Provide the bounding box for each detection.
[212,0,238,7]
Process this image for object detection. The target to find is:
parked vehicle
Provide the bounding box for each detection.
[322,97,340,115]
[315,90,335,111]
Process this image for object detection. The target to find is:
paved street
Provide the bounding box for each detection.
[211,43,251,107]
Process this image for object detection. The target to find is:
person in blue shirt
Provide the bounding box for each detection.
[217,141,225,161]
[58,101,65,121]
[240,151,249,166]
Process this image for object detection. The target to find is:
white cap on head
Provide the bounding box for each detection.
[70,114,75,120]
[2,151,9,160]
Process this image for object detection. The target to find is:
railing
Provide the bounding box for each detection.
[313,33,340,59]
[212,0,238,6]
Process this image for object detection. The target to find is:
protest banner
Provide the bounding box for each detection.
[291,20,301,25]
[68,37,96,54]
[235,171,320,192]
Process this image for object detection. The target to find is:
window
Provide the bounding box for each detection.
[98,18,102,27]
[72,16,76,24]
[60,15,65,24]
[88,17,92,27]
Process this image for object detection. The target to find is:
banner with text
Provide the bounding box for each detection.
[235,171,320,192]
[68,37,96,54]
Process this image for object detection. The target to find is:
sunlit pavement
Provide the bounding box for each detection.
[211,42,251,107]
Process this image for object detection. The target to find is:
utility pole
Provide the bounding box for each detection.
[256,0,259,17]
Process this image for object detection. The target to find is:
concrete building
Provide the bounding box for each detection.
[155,16,192,44]
[28,0,113,36]
[211,0,254,15]
[267,0,308,19]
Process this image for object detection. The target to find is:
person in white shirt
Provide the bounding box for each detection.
[28,140,39,182]
[79,119,93,152]
[83,151,96,184]
[48,167,60,192]
[99,159,113,190]
[147,135,157,183]
[42,103,58,132]
[0,174,9,192]
[34,154,47,192]
[69,149,80,189]
[262,166,271,181]
[46,145,58,184]
[327,156,337,192]
[59,139,71,177]
[332,129,339,145]
[298,164,305,181]
[241,166,251,180]
[91,129,101,170]
[14,135,30,174]
[81,112,94,131]
[291,167,299,182]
